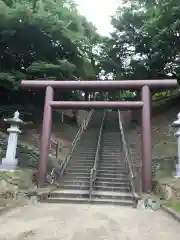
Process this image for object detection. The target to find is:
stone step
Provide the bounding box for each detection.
[61,179,90,185]
[94,180,129,188]
[60,177,130,188]
[97,170,127,175]
[59,184,89,190]
[101,146,120,149]
[101,143,120,146]
[71,156,95,159]
[62,175,90,181]
[59,183,128,193]
[102,135,120,138]
[100,160,125,163]
[94,184,130,192]
[98,167,127,172]
[101,139,120,141]
[41,197,134,206]
[73,150,96,154]
[99,159,124,162]
[72,155,95,159]
[102,134,120,137]
[102,133,119,135]
[102,133,120,135]
[66,165,92,169]
[98,164,124,167]
[96,176,129,183]
[72,154,96,159]
[100,152,121,155]
[67,164,93,168]
[69,160,93,164]
[92,190,133,200]
[102,136,120,138]
[98,164,126,168]
[100,158,122,161]
[73,153,96,157]
[102,137,120,139]
[99,160,122,164]
[68,162,93,167]
[65,168,91,173]
[67,164,93,169]
[100,149,121,152]
[64,172,90,177]
[97,172,127,178]
[73,152,92,158]
[100,148,121,151]
[101,150,121,152]
[46,189,133,201]
[75,145,97,149]
[100,156,122,158]
[49,189,89,199]
[98,162,126,166]
[100,156,123,159]
[69,161,94,165]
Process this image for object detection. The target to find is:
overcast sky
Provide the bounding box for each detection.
[75,0,120,36]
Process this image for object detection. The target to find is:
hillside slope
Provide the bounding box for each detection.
[0,109,91,208]
[127,102,179,180]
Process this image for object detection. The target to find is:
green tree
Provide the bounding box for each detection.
[102,0,180,81]
[0,0,102,113]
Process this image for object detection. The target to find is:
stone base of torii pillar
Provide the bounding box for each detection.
[0,111,24,171]
[171,112,180,179]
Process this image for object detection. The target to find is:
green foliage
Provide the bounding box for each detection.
[166,201,180,212]
[1,0,179,114]
[101,0,180,82]
[0,0,101,111]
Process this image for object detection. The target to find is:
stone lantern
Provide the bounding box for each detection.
[0,111,24,171]
[171,112,180,178]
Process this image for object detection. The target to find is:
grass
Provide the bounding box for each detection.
[0,168,35,189]
[166,201,180,212]
[0,168,36,207]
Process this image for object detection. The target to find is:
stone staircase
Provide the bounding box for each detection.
[91,111,134,205]
[40,110,135,206]
[42,110,104,203]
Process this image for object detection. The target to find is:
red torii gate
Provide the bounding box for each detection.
[21,79,177,192]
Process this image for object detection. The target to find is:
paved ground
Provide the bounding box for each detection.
[0,203,179,240]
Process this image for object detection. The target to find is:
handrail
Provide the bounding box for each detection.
[118,110,141,199]
[89,111,106,199]
[49,139,60,160]
[31,131,60,160]
[50,109,94,181]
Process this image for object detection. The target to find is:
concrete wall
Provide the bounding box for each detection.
[54,109,90,126]
[120,110,133,130]
[76,110,89,126]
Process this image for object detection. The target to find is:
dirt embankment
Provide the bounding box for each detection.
[126,97,180,164]
[124,97,180,204]
[0,110,90,207]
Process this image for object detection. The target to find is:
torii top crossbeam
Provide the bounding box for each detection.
[21,79,177,90]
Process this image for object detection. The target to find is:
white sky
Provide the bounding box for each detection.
[75,0,120,36]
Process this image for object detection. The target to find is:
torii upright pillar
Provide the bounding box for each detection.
[141,85,152,192]
[38,86,54,187]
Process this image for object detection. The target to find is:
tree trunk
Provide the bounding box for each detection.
[72,110,77,124]
[85,92,89,101]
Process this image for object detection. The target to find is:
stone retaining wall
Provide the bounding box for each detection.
[120,110,141,167]
[120,110,133,130]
